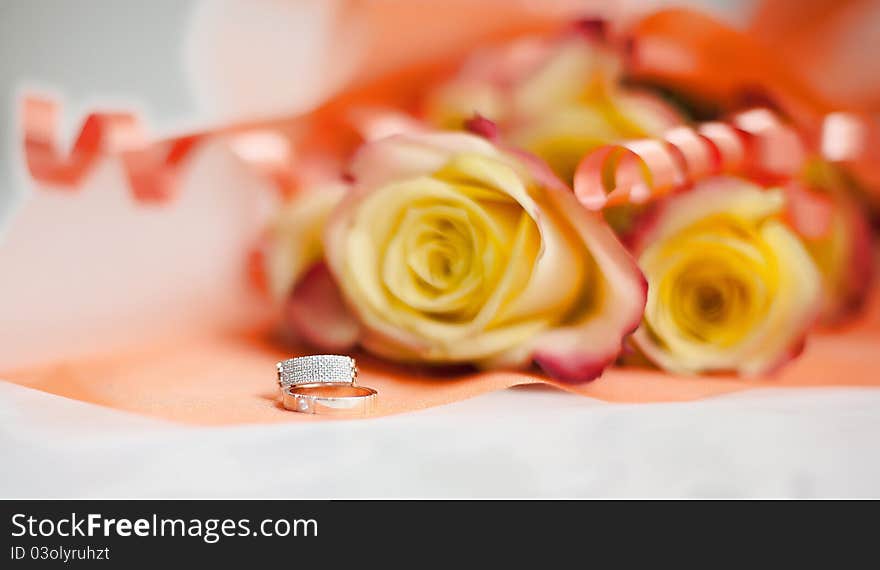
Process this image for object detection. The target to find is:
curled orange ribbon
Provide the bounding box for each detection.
[20,96,878,213]
[22,96,202,203]
[573,108,811,210]
[20,96,307,204]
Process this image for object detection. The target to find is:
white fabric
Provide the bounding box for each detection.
[2,381,878,498]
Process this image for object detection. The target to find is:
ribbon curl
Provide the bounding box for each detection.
[20,96,306,204]
[21,94,879,213]
[573,108,815,210]
[22,96,203,203]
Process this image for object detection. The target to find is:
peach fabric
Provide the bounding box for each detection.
[4,284,879,426]
[750,0,880,112]
[628,8,837,128]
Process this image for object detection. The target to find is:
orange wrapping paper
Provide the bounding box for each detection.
[3,284,879,426]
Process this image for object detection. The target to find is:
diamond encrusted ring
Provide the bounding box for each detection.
[276,355,358,389]
[277,355,377,416]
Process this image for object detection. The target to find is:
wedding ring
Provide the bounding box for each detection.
[276,355,358,389]
[282,383,378,417]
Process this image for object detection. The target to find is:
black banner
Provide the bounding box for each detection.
[0,499,866,566]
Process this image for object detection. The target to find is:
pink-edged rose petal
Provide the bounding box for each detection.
[527,162,648,383]
[283,262,360,351]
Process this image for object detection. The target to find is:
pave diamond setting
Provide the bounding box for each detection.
[277,355,357,388]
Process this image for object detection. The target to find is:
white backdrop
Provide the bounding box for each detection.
[2,382,879,498]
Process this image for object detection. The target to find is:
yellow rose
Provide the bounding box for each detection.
[802,199,874,326]
[264,183,346,302]
[264,183,364,351]
[425,34,682,183]
[631,178,822,375]
[503,38,680,183]
[319,131,647,382]
[785,161,875,326]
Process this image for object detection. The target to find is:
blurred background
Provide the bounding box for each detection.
[0,0,760,369]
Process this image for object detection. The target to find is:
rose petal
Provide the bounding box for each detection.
[346,131,502,191]
[464,113,501,141]
[530,186,648,383]
[783,180,834,240]
[791,174,875,327]
[283,262,360,351]
[833,201,875,323]
[264,183,347,301]
[630,176,787,249]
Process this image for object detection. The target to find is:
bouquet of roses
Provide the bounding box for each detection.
[258,9,876,385]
